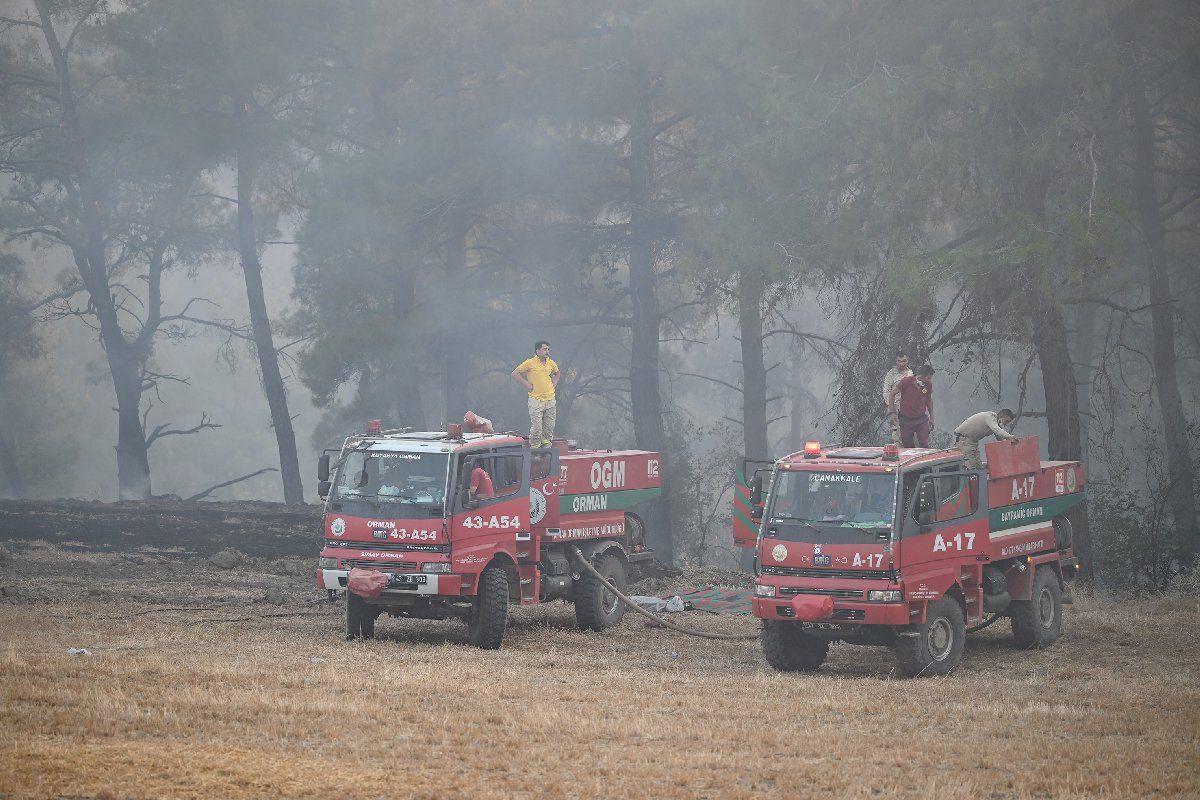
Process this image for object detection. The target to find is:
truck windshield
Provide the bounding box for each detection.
[332,451,448,511]
[767,470,896,543]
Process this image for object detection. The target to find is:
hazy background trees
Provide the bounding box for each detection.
[1,0,1196,585]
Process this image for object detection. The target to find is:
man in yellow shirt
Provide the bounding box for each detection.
[512,341,559,448]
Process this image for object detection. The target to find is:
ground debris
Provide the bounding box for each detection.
[209,548,245,569]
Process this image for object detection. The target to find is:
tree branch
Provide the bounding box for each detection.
[145,413,221,448]
[185,467,279,502]
[679,372,743,394]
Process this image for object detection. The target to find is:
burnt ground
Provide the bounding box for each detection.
[0,498,322,558]
[0,498,685,608]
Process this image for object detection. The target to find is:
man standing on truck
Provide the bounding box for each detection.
[512,340,559,448]
[953,408,1016,469]
[888,364,935,448]
[881,351,913,445]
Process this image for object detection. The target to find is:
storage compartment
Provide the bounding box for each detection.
[985,436,1040,478]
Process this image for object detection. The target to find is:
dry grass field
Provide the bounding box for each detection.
[1,543,1198,799]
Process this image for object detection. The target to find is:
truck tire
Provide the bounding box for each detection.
[467,566,509,649]
[761,620,829,672]
[1009,565,1062,649]
[346,591,375,641]
[574,553,627,631]
[894,595,965,677]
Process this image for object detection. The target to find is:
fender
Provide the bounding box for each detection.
[484,552,520,598]
[572,538,627,567]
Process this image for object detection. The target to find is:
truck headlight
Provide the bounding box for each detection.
[868,590,903,602]
[754,584,776,597]
[318,557,338,570]
[422,562,451,573]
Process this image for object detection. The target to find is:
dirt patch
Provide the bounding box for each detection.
[1,543,1197,798]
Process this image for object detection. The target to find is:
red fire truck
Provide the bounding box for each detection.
[315,420,662,649]
[733,437,1084,676]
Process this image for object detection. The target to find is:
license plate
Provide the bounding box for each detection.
[388,574,427,587]
[801,621,843,631]
[814,554,831,566]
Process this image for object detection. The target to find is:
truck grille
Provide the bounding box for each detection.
[325,540,447,553]
[763,566,890,580]
[779,587,864,599]
[344,559,418,571]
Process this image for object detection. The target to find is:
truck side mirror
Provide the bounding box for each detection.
[459,484,477,509]
[317,454,330,482]
[749,474,763,506]
[317,480,331,499]
[459,458,478,508]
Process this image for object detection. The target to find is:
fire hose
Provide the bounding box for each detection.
[966,612,1002,633]
[569,546,760,641]
[570,546,1005,639]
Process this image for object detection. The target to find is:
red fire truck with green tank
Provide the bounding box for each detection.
[733,436,1084,676]
[315,419,662,649]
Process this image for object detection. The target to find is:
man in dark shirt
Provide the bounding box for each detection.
[887,364,935,448]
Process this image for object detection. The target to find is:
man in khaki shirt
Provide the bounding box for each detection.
[881,352,912,446]
[953,409,1016,470]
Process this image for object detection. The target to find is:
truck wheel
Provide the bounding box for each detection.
[894,596,965,677]
[760,620,829,672]
[574,553,627,631]
[466,566,509,650]
[346,591,375,641]
[1010,565,1062,649]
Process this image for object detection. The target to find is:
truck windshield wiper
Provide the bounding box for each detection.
[772,516,823,533]
[377,492,421,501]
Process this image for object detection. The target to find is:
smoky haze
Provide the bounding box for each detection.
[0,0,1196,587]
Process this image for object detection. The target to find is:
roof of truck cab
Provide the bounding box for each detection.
[561,448,655,459]
[342,431,526,453]
[778,446,960,470]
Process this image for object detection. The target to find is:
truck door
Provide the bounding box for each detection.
[900,467,986,576]
[733,459,774,550]
[451,445,531,563]
[529,447,560,549]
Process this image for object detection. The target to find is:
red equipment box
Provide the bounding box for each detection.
[985,436,1040,479]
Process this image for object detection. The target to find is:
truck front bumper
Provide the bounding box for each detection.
[751,593,911,626]
[319,569,463,598]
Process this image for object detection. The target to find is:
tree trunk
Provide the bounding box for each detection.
[109,344,153,499]
[35,0,152,500]
[235,128,304,505]
[627,70,672,562]
[1122,43,1199,565]
[0,417,23,498]
[738,268,770,463]
[1071,301,1099,464]
[1028,278,1093,578]
[391,269,425,429]
[737,268,770,570]
[441,210,471,426]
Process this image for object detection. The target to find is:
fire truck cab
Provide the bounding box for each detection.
[734,437,1083,676]
[316,421,661,649]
